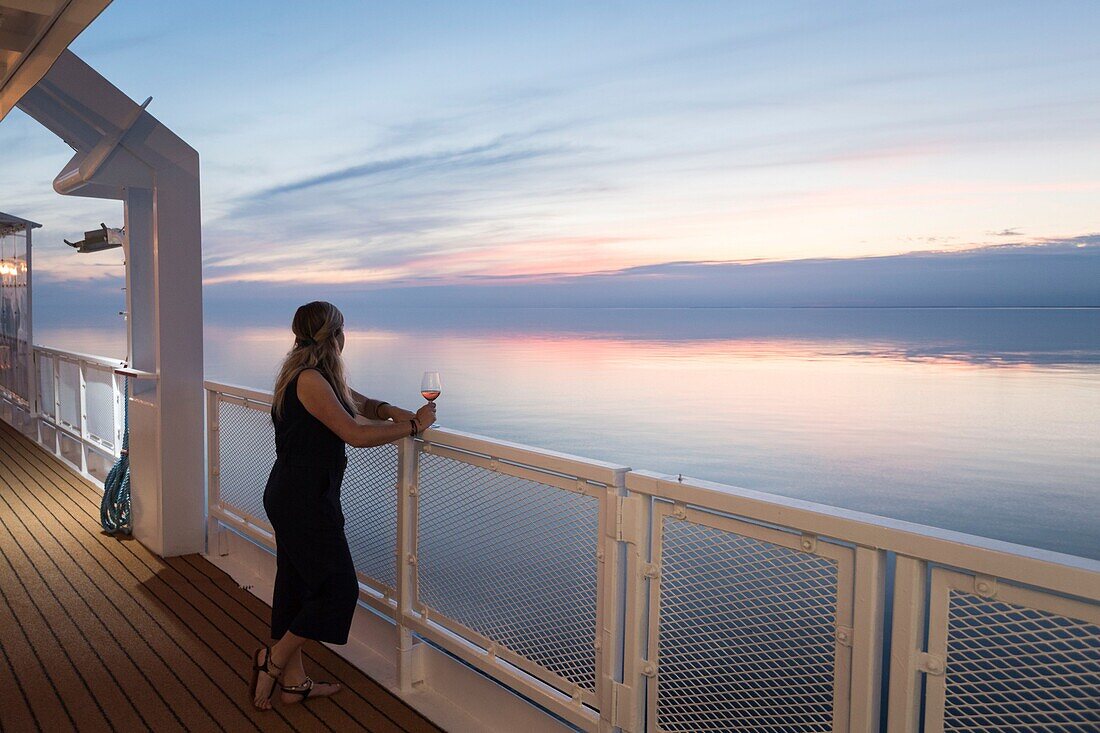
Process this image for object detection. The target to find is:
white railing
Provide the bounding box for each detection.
[204,379,1100,732]
[21,345,125,483]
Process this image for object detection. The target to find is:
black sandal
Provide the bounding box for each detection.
[281,676,337,703]
[249,646,283,709]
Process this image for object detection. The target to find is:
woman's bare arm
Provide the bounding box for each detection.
[351,387,422,424]
[298,369,416,448]
[349,387,391,421]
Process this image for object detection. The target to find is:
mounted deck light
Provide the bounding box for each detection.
[64,223,124,253]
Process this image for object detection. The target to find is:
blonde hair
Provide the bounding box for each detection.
[273,301,355,420]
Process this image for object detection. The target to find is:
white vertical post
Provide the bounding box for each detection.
[396,436,423,692]
[31,349,40,444]
[124,173,206,556]
[112,372,124,457]
[596,473,628,733]
[25,223,36,436]
[851,546,887,731]
[886,556,927,733]
[205,388,225,556]
[921,570,953,732]
[616,492,651,733]
[124,186,162,548]
[51,355,60,456]
[77,360,88,475]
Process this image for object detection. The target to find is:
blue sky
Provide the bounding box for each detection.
[2,0,1099,306]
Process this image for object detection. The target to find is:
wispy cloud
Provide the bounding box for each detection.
[248,136,572,200]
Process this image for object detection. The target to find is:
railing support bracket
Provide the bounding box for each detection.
[973,574,998,598]
[835,625,853,647]
[916,652,945,676]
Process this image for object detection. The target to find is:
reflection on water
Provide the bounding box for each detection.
[36,308,1100,560]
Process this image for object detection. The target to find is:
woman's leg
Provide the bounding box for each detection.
[281,645,306,684]
[270,548,305,640]
[271,630,306,668]
[253,631,309,708]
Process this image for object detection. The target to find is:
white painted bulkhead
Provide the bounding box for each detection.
[17,50,206,557]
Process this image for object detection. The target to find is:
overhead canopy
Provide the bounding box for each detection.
[0,211,41,229]
[0,0,110,122]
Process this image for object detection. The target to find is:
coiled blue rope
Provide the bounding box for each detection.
[100,378,131,535]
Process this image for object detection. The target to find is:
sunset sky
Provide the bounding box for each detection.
[2,1,1099,299]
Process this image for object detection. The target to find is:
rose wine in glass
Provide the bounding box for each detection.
[421,371,441,402]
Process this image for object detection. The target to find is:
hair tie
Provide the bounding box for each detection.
[299,337,316,347]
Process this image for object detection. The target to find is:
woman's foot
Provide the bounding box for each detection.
[251,646,283,710]
[280,677,342,705]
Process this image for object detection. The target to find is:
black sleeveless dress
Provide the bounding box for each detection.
[262,369,360,644]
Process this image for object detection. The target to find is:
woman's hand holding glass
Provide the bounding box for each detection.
[414,402,436,433]
[414,371,440,433]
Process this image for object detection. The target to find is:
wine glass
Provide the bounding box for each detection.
[421,371,441,402]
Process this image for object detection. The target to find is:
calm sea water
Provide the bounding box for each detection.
[38,307,1100,560]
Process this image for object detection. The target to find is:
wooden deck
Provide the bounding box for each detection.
[0,420,443,733]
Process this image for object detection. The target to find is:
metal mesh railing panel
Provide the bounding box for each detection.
[217,400,276,525]
[84,368,116,447]
[417,451,601,692]
[656,515,840,732]
[343,444,399,591]
[58,360,80,427]
[943,590,1100,731]
[37,354,54,417]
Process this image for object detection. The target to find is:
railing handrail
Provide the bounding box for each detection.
[205,378,1100,601]
[205,378,631,484]
[33,344,125,369]
[629,470,1100,599]
[425,426,631,478]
